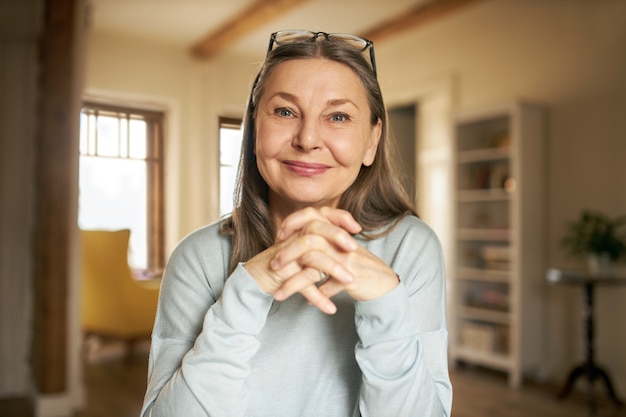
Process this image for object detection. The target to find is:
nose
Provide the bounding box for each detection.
[292,116,323,151]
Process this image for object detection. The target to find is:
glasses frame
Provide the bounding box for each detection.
[247,30,377,111]
[266,30,377,77]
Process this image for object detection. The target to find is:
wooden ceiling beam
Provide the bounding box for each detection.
[361,0,483,43]
[191,0,309,59]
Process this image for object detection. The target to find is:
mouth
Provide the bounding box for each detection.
[283,160,330,176]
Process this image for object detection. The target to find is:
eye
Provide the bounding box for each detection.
[275,108,295,118]
[330,113,350,123]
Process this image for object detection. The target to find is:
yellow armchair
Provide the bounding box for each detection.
[80,229,160,360]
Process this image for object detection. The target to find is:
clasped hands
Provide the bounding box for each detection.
[244,207,399,314]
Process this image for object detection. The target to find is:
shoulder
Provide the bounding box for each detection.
[170,221,232,260]
[163,221,232,294]
[364,215,440,250]
[394,215,443,258]
[155,222,233,338]
[369,217,446,301]
[390,215,436,237]
[361,215,444,275]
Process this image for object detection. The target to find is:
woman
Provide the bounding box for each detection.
[141,30,452,417]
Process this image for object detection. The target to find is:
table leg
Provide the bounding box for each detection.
[594,366,624,409]
[557,364,585,399]
[557,283,624,414]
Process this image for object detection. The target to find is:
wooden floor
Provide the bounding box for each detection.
[75,353,626,417]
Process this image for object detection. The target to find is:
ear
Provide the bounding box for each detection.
[362,118,382,167]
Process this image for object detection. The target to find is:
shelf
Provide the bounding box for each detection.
[452,101,547,388]
[457,146,511,164]
[457,228,510,241]
[453,346,512,372]
[458,189,511,202]
[458,306,510,324]
[457,267,511,283]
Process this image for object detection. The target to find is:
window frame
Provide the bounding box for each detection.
[218,116,243,217]
[79,101,166,272]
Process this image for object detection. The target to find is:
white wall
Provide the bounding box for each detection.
[376,0,626,391]
[84,0,626,393]
[85,31,255,252]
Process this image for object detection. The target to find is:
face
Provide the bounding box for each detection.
[255,58,381,218]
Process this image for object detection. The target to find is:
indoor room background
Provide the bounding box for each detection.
[1,1,625,416]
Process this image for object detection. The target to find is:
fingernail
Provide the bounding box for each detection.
[346,238,359,251]
[325,302,337,314]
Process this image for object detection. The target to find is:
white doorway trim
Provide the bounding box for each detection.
[384,73,456,324]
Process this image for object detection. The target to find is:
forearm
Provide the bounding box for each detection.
[355,283,451,417]
[144,319,259,416]
[142,265,274,417]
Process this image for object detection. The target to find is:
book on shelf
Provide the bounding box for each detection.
[459,322,510,355]
[465,284,509,312]
[460,322,494,353]
[481,245,511,271]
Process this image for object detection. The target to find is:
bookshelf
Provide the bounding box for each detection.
[450,101,548,387]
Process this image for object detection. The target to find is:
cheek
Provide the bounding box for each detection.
[255,122,276,158]
[255,122,289,165]
[329,142,354,166]
[329,131,373,167]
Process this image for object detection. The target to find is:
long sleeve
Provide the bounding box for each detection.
[355,216,452,416]
[140,226,275,417]
[140,217,452,417]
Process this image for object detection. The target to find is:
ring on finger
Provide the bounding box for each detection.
[318,270,330,285]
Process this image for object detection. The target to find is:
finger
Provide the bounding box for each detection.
[299,284,337,315]
[317,279,345,299]
[271,227,358,272]
[277,207,361,241]
[273,267,322,301]
[320,207,362,234]
[270,233,325,270]
[300,220,360,252]
[272,271,338,315]
[272,247,354,284]
[274,252,354,297]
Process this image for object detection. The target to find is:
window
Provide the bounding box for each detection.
[78,102,165,272]
[219,117,243,217]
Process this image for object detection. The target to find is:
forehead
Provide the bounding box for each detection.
[264,58,367,100]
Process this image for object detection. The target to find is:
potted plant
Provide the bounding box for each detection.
[561,210,626,274]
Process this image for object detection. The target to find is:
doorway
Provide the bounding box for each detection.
[387,84,454,307]
[388,104,418,204]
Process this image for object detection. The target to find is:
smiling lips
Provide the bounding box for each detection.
[283,160,330,176]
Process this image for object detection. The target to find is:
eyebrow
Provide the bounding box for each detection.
[268,92,359,110]
[327,98,359,110]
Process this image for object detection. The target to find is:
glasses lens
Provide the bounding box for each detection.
[274,30,316,45]
[273,31,370,51]
[327,34,369,51]
[268,30,376,76]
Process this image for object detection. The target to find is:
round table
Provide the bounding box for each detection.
[546,268,626,415]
